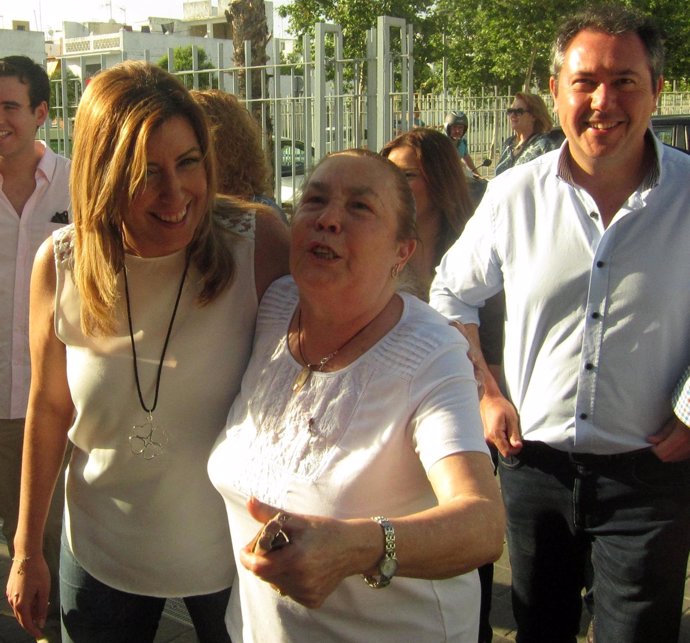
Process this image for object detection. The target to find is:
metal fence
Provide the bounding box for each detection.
[42,16,690,200]
[415,89,690,172]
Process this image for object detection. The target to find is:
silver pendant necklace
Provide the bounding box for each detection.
[123,255,190,459]
[291,307,380,394]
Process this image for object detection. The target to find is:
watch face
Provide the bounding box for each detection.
[380,556,398,578]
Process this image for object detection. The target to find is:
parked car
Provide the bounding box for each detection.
[650,114,690,152]
[280,139,313,208]
[548,114,690,153]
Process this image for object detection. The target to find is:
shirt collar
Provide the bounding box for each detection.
[34,140,56,183]
[556,129,660,190]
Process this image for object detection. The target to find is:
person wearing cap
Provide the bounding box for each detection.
[444,111,479,176]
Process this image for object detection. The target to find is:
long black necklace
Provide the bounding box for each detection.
[123,255,190,459]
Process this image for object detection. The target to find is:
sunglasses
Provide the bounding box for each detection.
[507,108,528,116]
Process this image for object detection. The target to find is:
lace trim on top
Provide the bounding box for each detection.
[52,210,256,269]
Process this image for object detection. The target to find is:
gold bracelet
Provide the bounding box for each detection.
[12,555,32,575]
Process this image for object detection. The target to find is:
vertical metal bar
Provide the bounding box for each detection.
[303,34,313,174]
[376,17,389,151]
[366,27,377,151]
[217,41,225,91]
[314,23,327,161]
[376,17,408,149]
[244,39,252,102]
[406,24,414,132]
[60,61,69,155]
[333,28,344,152]
[192,45,199,90]
[272,37,283,204]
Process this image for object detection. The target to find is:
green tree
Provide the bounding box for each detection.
[278,0,437,92]
[157,46,216,89]
[432,0,689,91]
[640,0,690,81]
[433,0,582,92]
[49,66,80,120]
[280,1,689,92]
[224,0,275,185]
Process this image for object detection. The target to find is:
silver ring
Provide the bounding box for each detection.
[270,528,290,550]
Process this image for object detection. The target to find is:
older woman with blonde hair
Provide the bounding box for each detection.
[7,62,288,642]
[191,89,285,222]
[209,149,505,642]
[495,91,558,175]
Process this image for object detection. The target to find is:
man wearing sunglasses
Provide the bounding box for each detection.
[431,5,690,643]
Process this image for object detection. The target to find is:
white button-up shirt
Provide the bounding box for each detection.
[0,141,70,418]
[430,137,690,455]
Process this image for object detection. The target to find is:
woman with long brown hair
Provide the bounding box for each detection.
[381,128,474,299]
[7,62,288,642]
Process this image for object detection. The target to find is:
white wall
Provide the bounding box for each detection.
[0,28,46,65]
[61,30,233,80]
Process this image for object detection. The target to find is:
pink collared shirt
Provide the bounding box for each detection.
[0,141,70,418]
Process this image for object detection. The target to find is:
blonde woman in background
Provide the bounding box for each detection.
[495,92,558,175]
[191,89,287,223]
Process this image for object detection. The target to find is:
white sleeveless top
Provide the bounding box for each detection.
[54,214,256,597]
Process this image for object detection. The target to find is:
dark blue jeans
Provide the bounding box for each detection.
[60,539,231,643]
[499,441,690,643]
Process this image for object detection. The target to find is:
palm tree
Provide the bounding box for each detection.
[225,0,270,113]
[225,0,275,186]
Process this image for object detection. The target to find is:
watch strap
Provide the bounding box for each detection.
[362,515,397,589]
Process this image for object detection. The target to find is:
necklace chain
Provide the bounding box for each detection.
[297,307,381,372]
[123,255,190,414]
[292,306,384,394]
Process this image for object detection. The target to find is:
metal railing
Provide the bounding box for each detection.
[41,18,690,191]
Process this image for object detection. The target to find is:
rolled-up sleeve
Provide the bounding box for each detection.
[429,193,504,325]
[673,366,690,427]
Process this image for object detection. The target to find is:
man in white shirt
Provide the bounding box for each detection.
[430,6,690,643]
[1,55,70,643]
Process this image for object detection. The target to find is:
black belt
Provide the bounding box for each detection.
[514,441,652,470]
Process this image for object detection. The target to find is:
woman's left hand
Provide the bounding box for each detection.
[5,554,51,638]
[239,497,378,608]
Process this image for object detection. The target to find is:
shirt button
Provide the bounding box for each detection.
[589,211,599,220]
[591,312,601,319]
[579,412,588,420]
[596,260,605,268]
[585,362,594,370]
